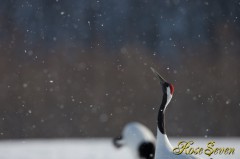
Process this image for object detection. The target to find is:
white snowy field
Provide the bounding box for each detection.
[0,138,239,159]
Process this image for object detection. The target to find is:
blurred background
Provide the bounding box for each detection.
[0,0,240,139]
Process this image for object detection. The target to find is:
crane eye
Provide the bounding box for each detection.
[169,84,174,94]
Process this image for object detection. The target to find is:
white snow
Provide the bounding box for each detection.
[0,138,239,159]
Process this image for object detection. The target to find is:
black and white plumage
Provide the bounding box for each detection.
[151,67,201,159]
[113,122,155,159]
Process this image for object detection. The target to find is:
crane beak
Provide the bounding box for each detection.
[150,67,166,84]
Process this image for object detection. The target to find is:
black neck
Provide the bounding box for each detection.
[158,93,167,134]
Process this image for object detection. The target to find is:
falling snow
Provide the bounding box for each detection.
[0,0,239,145]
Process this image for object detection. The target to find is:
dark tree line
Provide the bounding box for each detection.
[0,0,240,138]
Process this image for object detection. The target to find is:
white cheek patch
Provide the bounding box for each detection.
[167,94,172,101]
[166,87,172,106]
[166,87,171,95]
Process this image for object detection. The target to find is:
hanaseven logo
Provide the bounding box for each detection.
[172,141,235,157]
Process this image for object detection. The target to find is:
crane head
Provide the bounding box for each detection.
[150,67,174,96]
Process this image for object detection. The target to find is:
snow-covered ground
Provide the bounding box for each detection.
[0,138,239,159]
